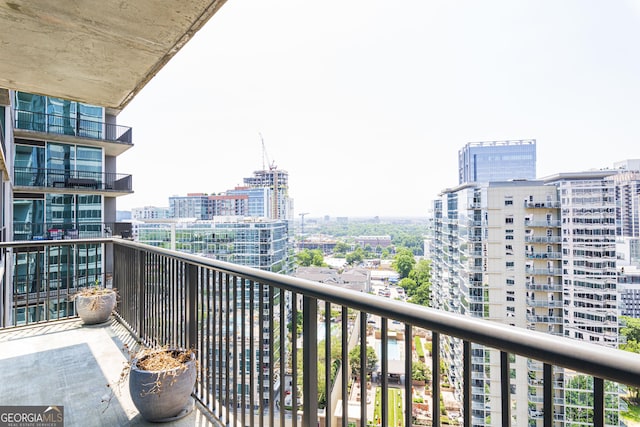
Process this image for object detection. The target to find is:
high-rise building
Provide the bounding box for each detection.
[169,193,212,220]
[458,139,536,184]
[243,169,292,220]
[132,206,170,220]
[430,168,624,426]
[3,90,133,324]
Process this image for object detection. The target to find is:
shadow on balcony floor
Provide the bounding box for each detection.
[0,319,216,427]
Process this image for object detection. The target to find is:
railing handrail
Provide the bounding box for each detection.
[94,237,640,390]
[14,166,132,181]
[14,109,132,144]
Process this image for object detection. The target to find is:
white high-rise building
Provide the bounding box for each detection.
[430,169,625,426]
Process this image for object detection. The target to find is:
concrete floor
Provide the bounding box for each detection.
[0,319,217,427]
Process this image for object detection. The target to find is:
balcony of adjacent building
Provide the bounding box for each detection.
[1,238,640,427]
[13,167,133,196]
[13,221,133,241]
[14,110,133,156]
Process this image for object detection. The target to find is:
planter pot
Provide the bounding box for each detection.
[129,349,197,422]
[76,290,116,324]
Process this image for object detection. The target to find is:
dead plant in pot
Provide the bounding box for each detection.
[73,280,117,325]
[107,345,198,422]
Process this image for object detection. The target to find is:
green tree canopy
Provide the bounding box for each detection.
[296,249,327,267]
[392,247,416,278]
[348,344,378,378]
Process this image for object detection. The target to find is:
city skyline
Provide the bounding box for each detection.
[117,0,640,218]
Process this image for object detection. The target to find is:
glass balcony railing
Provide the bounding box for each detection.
[14,110,132,144]
[14,167,132,193]
[1,238,639,427]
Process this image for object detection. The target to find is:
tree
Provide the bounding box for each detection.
[345,247,365,265]
[333,241,350,254]
[412,360,431,384]
[621,316,640,343]
[296,249,326,267]
[620,316,640,401]
[348,344,378,379]
[392,247,416,279]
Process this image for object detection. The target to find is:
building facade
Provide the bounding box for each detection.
[430,171,623,426]
[458,139,537,184]
[2,90,133,325]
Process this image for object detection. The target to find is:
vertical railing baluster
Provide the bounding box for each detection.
[405,324,412,427]
[341,306,348,427]
[324,301,331,427]
[259,283,264,427]
[241,277,247,427]
[594,377,604,427]
[500,351,511,426]
[543,363,552,427]
[463,341,471,427]
[381,317,388,427]
[137,249,145,342]
[268,285,275,427]
[218,271,224,418]
[233,275,238,425]
[186,263,197,357]
[360,311,366,427]
[302,295,318,427]
[250,280,256,427]
[432,332,440,427]
[225,273,231,424]
[291,292,298,427]
[279,290,286,427]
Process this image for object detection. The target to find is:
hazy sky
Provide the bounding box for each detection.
[117,0,640,218]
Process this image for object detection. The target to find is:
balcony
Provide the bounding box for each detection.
[15,110,132,147]
[13,222,132,241]
[1,238,640,427]
[524,201,561,209]
[14,167,133,196]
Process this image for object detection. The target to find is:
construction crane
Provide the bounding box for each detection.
[299,212,310,238]
[260,132,277,171]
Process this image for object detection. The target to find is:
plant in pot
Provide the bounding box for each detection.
[73,280,117,325]
[110,346,198,422]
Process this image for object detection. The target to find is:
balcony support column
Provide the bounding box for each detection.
[185,263,197,351]
[302,295,318,427]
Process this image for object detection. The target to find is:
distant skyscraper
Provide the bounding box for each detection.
[458,139,536,184]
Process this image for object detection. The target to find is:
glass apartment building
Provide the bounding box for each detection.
[458,139,537,184]
[5,90,133,325]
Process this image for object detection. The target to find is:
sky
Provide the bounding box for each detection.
[117,0,640,218]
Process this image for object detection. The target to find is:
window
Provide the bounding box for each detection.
[505,216,514,224]
[506,261,515,269]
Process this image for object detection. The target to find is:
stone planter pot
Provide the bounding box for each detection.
[129,349,197,422]
[76,290,117,324]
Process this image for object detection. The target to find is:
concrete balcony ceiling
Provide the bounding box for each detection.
[0,0,227,112]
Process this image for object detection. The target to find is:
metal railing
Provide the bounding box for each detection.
[2,238,640,427]
[14,110,132,143]
[14,167,132,192]
[12,222,132,241]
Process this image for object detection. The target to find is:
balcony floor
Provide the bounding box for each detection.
[0,319,217,427]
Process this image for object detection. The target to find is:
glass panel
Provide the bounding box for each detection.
[15,92,46,131]
[46,194,75,229]
[76,146,102,173]
[77,194,102,237]
[14,145,45,186]
[47,143,76,181]
[46,97,77,136]
[13,199,45,240]
[78,103,103,139]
